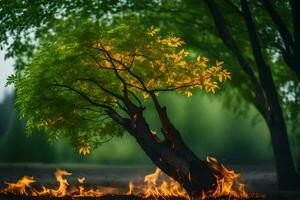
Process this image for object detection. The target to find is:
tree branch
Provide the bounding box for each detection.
[127,89,143,108]
[105,108,133,133]
[96,43,129,86]
[51,83,112,110]
[77,78,123,100]
[91,46,146,91]
[91,135,116,146]
[116,100,130,114]
[261,0,294,52]
[151,82,200,93]
[224,0,243,16]
[108,52,150,92]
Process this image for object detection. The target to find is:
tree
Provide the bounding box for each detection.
[0,110,56,163]
[0,93,14,137]
[202,0,299,189]
[12,21,231,195]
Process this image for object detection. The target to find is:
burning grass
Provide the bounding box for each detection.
[0,156,265,200]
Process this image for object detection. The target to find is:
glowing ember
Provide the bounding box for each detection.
[0,156,251,199]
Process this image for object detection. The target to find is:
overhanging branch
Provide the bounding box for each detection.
[262,0,294,49]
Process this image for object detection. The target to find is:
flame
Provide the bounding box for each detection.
[127,181,134,195]
[0,156,252,199]
[78,177,85,184]
[207,156,249,199]
[1,176,35,195]
[141,167,190,199]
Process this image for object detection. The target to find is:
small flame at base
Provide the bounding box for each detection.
[0,156,251,199]
[207,156,249,199]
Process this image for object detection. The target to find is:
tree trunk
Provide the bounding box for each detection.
[240,0,299,190]
[267,115,299,190]
[107,101,216,196]
[130,109,216,196]
[205,0,299,190]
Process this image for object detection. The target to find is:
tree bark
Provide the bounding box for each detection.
[107,102,216,197]
[241,0,299,190]
[133,109,216,196]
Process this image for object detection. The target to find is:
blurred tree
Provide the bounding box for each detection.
[0,92,14,136]
[12,21,231,195]
[0,110,56,162]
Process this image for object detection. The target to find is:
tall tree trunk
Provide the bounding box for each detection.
[241,0,299,190]
[205,0,299,190]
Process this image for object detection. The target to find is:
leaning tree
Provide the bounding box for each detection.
[11,21,232,196]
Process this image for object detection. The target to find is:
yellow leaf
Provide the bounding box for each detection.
[179,49,189,57]
[185,91,193,97]
[221,70,231,81]
[147,27,160,36]
[202,56,209,62]
[218,75,223,82]
[142,92,149,99]
[79,146,90,155]
[178,61,187,67]
[157,36,184,47]
[216,60,224,67]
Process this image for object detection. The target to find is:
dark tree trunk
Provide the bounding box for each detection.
[240,0,299,190]
[204,0,299,190]
[266,115,299,189]
[130,109,216,196]
[107,97,216,197]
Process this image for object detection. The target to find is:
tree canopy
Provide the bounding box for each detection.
[2,0,298,125]
[13,21,230,154]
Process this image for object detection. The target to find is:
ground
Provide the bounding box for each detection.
[0,164,299,199]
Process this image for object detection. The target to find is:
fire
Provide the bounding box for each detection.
[127,181,134,195]
[0,156,251,199]
[140,168,190,199]
[207,156,249,199]
[1,176,35,195]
